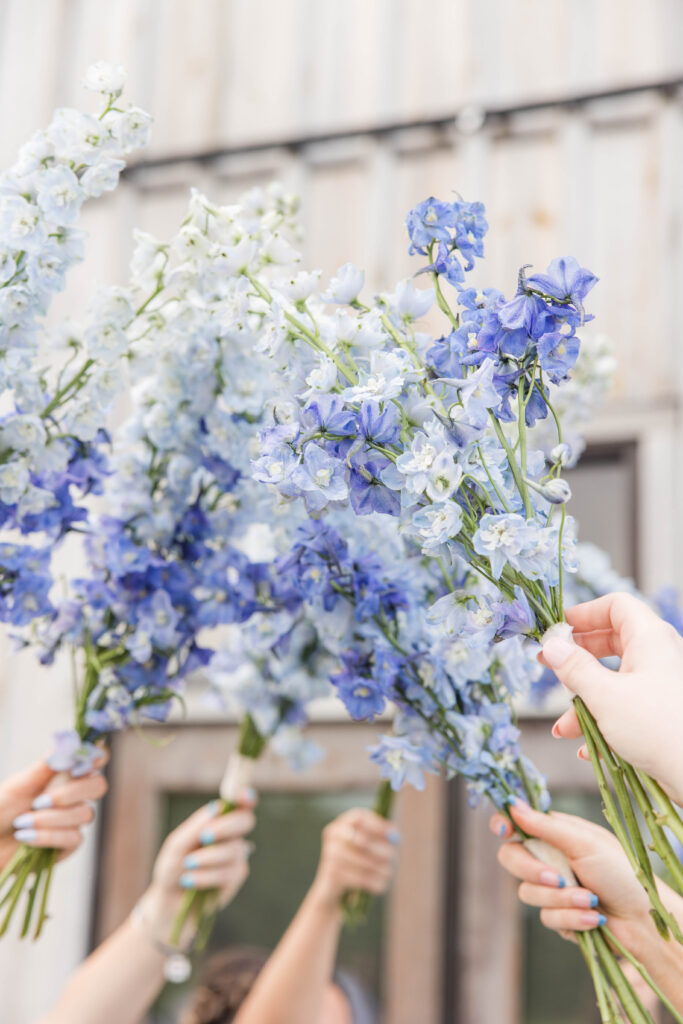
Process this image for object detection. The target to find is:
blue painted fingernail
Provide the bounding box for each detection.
[589,894,599,908]
[200,829,215,846]
[597,913,607,926]
[32,795,52,811]
[184,855,200,870]
[12,813,35,830]
[386,828,401,846]
[498,823,507,837]
[180,874,196,889]
[205,800,220,818]
[242,787,257,804]
[507,795,516,806]
[15,829,38,843]
[558,877,566,889]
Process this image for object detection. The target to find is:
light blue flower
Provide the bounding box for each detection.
[473,513,536,579]
[369,734,434,791]
[290,443,348,511]
[411,502,463,551]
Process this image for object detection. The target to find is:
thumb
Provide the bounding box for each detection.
[509,801,587,861]
[541,634,613,707]
[4,760,56,799]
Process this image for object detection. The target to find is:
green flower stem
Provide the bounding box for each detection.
[637,772,683,848]
[575,700,679,942]
[0,846,58,940]
[33,850,56,940]
[477,449,511,512]
[432,275,459,329]
[602,925,683,1024]
[377,313,442,409]
[169,715,266,949]
[0,854,35,937]
[0,847,25,897]
[488,412,533,519]
[20,859,43,939]
[554,503,567,620]
[578,932,615,1024]
[244,270,357,386]
[617,756,683,896]
[342,781,395,927]
[603,986,624,1024]
[592,929,655,1024]
[586,725,683,942]
[41,359,95,418]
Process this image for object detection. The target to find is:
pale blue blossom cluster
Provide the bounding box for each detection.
[35,183,331,773]
[238,192,602,809]
[0,63,151,625]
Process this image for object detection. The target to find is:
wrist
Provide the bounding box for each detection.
[307,876,345,919]
[611,908,665,963]
[130,895,194,985]
[137,885,187,944]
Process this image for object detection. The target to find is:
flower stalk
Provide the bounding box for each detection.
[169,714,267,950]
[342,780,394,927]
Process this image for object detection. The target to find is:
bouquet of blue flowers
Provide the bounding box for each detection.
[233,191,683,1022]
[6,177,334,942]
[0,63,154,937]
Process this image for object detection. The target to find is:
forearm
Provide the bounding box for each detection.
[233,882,343,1024]
[37,918,166,1024]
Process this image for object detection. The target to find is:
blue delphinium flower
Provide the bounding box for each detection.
[333,653,387,721]
[527,256,598,314]
[369,735,434,791]
[406,197,458,254]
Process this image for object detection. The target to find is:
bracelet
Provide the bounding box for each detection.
[130,900,193,984]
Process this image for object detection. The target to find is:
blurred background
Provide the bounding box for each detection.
[1,1,682,1021]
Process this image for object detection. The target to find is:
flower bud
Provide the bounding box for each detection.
[540,477,573,501]
[526,475,572,504]
[549,442,572,466]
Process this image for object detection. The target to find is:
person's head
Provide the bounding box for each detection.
[179,946,355,1024]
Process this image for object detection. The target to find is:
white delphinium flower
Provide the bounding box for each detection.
[82,61,127,97]
[322,262,365,304]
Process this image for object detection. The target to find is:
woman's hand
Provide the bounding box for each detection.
[136,794,256,945]
[308,807,400,912]
[541,593,683,803]
[0,754,109,869]
[490,799,655,949]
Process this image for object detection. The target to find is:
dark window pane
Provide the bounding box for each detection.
[566,443,637,580]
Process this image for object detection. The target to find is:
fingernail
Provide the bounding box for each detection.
[543,637,575,670]
[551,721,562,739]
[184,855,200,870]
[205,800,220,818]
[200,829,215,846]
[180,874,196,889]
[386,828,401,846]
[571,891,599,909]
[32,794,52,811]
[245,841,255,858]
[507,795,516,806]
[498,823,508,837]
[14,829,38,843]
[12,813,35,830]
[540,870,565,888]
[577,745,590,761]
[242,787,257,805]
[597,913,607,926]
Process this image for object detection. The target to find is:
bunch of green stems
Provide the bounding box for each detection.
[169,713,266,950]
